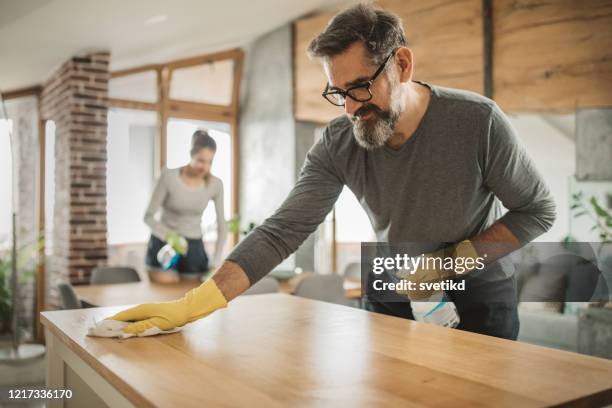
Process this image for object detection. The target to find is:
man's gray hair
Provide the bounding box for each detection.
[307,3,407,65]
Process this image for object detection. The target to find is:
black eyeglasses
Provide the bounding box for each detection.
[322,50,396,107]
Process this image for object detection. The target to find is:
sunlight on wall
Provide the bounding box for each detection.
[0,119,14,247]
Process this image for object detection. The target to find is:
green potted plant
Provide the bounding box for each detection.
[0,241,39,337]
[0,255,11,335]
[228,215,258,237]
[571,192,612,257]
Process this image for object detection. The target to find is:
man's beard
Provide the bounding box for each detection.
[350,77,403,150]
[350,103,400,150]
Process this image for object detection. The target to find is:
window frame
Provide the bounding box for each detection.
[108,49,244,243]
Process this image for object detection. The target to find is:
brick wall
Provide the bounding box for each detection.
[40,52,110,306]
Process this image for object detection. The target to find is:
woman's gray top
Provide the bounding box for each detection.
[144,167,228,266]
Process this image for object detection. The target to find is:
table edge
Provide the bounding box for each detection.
[41,312,155,408]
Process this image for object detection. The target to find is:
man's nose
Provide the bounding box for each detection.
[344,97,362,116]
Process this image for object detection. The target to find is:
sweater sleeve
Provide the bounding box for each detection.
[226,128,344,285]
[143,169,170,240]
[212,178,228,267]
[480,103,557,243]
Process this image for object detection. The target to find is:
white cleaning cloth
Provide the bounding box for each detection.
[87,319,182,339]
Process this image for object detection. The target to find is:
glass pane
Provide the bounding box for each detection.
[109,71,158,103]
[107,109,157,244]
[45,120,56,255]
[166,119,232,257]
[169,60,234,105]
[335,187,375,276]
[0,119,13,246]
[507,113,576,242]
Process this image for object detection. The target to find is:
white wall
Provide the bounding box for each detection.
[507,113,575,242]
[239,24,296,269]
[106,109,157,244]
[0,119,13,248]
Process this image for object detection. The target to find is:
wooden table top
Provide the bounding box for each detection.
[74,275,362,308]
[42,294,612,407]
[74,281,201,307]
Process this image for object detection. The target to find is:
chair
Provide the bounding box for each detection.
[243,277,280,296]
[126,250,143,274]
[91,266,141,284]
[343,262,362,282]
[57,283,81,310]
[294,274,348,305]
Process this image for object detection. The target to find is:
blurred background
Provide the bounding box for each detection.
[0,0,611,400]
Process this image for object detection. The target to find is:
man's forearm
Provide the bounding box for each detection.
[470,221,521,265]
[212,260,251,301]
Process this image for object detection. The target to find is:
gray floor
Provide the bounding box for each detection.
[0,341,46,408]
[0,385,46,407]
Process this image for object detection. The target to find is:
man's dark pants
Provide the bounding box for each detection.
[364,275,520,340]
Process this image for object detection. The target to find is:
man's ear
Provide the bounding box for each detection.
[395,47,413,83]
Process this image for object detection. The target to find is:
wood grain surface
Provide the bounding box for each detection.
[74,281,200,307]
[493,0,612,112]
[42,294,612,407]
[74,276,362,308]
[294,0,612,121]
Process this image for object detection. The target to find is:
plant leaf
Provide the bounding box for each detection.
[590,197,611,219]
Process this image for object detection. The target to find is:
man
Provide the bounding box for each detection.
[110,4,555,339]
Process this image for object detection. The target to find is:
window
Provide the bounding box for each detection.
[107,49,243,249]
[44,120,55,255]
[169,60,234,105]
[335,187,375,275]
[507,113,576,242]
[109,70,158,103]
[0,119,13,247]
[106,109,157,244]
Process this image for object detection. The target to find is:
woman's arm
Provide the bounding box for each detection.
[211,179,228,267]
[144,169,170,240]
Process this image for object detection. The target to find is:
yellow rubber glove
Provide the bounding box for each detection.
[451,240,480,268]
[108,279,228,334]
[395,240,480,300]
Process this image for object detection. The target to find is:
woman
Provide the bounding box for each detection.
[144,129,228,283]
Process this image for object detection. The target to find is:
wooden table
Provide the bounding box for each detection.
[42,294,612,407]
[74,281,200,307]
[74,275,362,308]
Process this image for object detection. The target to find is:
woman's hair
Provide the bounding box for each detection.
[189,129,217,183]
[190,129,217,156]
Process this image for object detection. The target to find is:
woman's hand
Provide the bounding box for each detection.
[166,231,188,255]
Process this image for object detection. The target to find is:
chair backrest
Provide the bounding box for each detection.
[57,283,81,310]
[91,267,141,284]
[126,250,143,274]
[294,274,347,305]
[243,277,280,296]
[343,262,362,281]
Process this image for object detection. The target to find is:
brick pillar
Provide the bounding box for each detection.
[40,52,110,306]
